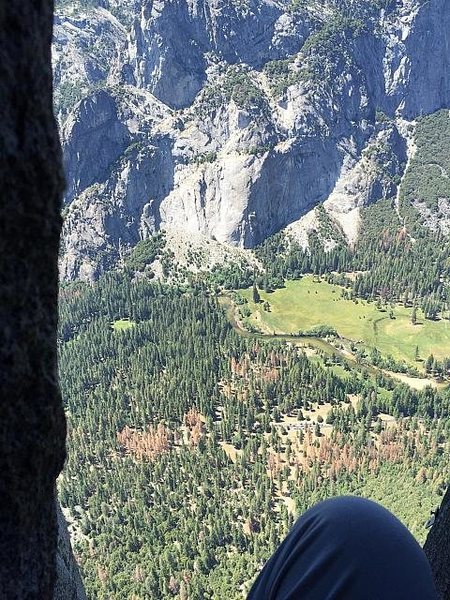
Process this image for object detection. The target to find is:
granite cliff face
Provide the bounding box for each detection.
[55,505,87,600]
[54,0,450,280]
[0,2,70,597]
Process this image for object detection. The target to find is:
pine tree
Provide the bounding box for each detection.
[425,354,434,373]
[252,281,261,304]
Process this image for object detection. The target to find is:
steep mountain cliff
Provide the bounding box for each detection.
[54,0,450,280]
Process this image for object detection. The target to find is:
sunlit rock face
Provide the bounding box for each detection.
[54,0,450,280]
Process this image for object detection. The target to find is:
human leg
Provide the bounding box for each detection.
[248,496,438,600]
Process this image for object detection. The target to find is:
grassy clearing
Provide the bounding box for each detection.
[241,277,450,366]
[111,318,136,332]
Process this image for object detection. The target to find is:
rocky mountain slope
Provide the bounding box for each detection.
[54,0,450,280]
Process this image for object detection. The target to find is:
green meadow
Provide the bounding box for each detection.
[241,276,450,365]
[111,318,136,332]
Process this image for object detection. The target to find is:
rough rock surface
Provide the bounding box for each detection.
[54,505,87,600]
[0,1,71,597]
[54,0,450,280]
[425,487,450,600]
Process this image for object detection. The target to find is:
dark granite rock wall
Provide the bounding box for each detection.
[0,2,67,597]
[425,488,450,600]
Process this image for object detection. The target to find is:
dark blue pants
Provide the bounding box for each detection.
[248,497,438,599]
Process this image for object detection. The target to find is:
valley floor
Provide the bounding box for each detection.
[238,276,450,376]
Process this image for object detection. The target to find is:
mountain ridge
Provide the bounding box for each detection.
[54,0,450,280]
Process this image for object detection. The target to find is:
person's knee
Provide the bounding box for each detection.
[249,496,438,599]
[296,495,400,542]
[293,495,427,567]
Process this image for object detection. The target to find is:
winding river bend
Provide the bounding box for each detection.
[219,295,442,390]
[219,295,338,355]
